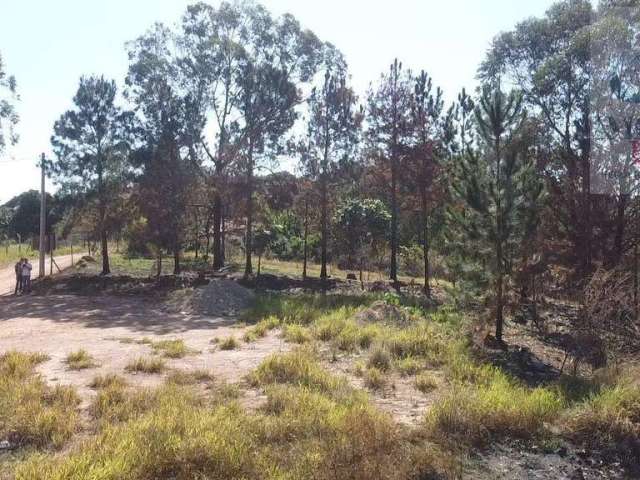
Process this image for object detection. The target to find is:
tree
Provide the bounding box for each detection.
[302,68,361,281]
[480,0,594,274]
[408,70,446,295]
[451,86,531,343]
[127,23,204,274]
[366,59,414,283]
[2,190,57,240]
[50,76,135,275]
[334,198,390,288]
[0,52,18,155]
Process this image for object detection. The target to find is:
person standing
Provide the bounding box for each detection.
[21,259,32,294]
[14,258,24,295]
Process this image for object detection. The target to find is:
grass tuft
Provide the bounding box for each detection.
[281,324,311,344]
[166,369,214,386]
[65,349,98,370]
[125,357,166,374]
[415,371,438,393]
[151,339,193,359]
[219,336,240,351]
[89,373,127,390]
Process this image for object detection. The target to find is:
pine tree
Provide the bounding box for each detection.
[451,85,536,343]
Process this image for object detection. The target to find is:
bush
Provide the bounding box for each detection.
[282,324,311,344]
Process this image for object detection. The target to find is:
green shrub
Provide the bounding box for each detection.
[282,324,311,344]
[367,346,391,372]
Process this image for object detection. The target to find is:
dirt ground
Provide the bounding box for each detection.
[0,293,289,408]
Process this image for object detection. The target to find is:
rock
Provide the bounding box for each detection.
[0,440,12,450]
[570,467,585,480]
[346,273,357,281]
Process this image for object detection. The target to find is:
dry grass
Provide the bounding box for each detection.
[150,339,193,359]
[0,351,78,449]
[124,357,166,374]
[219,336,240,351]
[64,349,98,370]
[415,372,438,393]
[89,373,127,390]
[363,367,387,391]
[281,324,311,344]
[166,369,215,386]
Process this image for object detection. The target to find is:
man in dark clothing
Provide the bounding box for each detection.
[14,259,23,295]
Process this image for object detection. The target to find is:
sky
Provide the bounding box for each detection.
[0,0,558,204]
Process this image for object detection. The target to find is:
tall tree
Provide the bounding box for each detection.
[50,76,134,275]
[451,86,530,343]
[408,70,446,296]
[126,23,204,274]
[366,59,414,283]
[303,68,361,280]
[480,0,594,274]
[0,52,18,155]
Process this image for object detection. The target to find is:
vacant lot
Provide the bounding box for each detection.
[0,273,637,479]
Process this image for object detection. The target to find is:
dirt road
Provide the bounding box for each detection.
[0,254,79,296]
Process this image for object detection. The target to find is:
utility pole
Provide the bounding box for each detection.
[39,153,46,278]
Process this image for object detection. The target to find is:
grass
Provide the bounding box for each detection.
[14,367,453,480]
[150,339,194,358]
[563,380,640,463]
[166,369,215,386]
[64,349,98,370]
[367,346,392,371]
[124,357,166,374]
[281,324,311,344]
[219,336,240,351]
[89,373,127,390]
[0,244,76,269]
[425,368,563,446]
[0,351,78,449]
[247,349,349,397]
[363,367,387,390]
[415,371,438,393]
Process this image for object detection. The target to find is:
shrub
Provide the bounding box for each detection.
[125,357,166,374]
[65,349,98,370]
[395,357,424,376]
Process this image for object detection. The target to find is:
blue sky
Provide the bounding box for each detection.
[0,0,557,204]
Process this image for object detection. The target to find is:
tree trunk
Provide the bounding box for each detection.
[612,194,628,266]
[257,254,262,276]
[244,141,254,278]
[320,173,328,280]
[421,188,431,297]
[194,209,200,259]
[156,251,162,278]
[212,193,223,269]
[495,137,504,343]
[173,248,180,275]
[302,199,309,281]
[390,156,398,284]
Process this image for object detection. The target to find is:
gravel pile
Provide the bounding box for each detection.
[166,278,255,317]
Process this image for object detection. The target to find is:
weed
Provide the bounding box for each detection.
[367,346,392,371]
[281,324,311,344]
[151,339,193,359]
[89,373,127,389]
[166,369,214,386]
